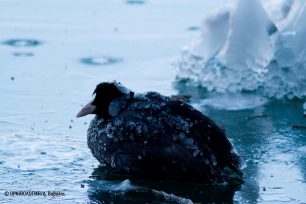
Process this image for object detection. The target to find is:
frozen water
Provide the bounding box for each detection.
[113,179,134,191]
[178,0,275,93]
[262,0,294,28]
[177,0,306,106]
[151,189,193,204]
[1,0,306,203]
[188,5,232,66]
[219,0,274,74]
[178,5,232,83]
[265,0,306,99]
[199,93,268,110]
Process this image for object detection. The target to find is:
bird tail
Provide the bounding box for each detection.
[223,152,243,183]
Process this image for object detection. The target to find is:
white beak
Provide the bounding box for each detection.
[76,100,96,117]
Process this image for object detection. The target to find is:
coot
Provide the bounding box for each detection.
[77,81,242,183]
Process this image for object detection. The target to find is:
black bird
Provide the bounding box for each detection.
[77,81,242,183]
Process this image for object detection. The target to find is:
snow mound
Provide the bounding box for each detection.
[177,0,306,101]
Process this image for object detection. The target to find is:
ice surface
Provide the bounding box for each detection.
[177,0,306,105]
[113,179,134,191]
[297,145,306,153]
[151,189,193,204]
[199,94,268,111]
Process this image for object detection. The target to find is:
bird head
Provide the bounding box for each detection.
[76,81,132,119]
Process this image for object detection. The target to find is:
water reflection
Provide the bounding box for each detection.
[87,167,241,203]
[256,100,306,203]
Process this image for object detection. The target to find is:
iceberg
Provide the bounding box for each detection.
[263,0,294,29]
[274,0,306,68]
[265,0,306,99]
[218,0,274,74]
[177,0,306,105]
[178,5,232,84]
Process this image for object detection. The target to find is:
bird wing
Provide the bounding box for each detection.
[104,97,209,179]
[107,94,241,180]
[165,100,242,176]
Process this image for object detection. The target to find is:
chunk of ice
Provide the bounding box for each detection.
[113,179,133,191]
[219,0,274,74]
[177,0,306,103]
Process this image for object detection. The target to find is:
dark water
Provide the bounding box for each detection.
[0,0,305,203]
[203,99,306,204]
